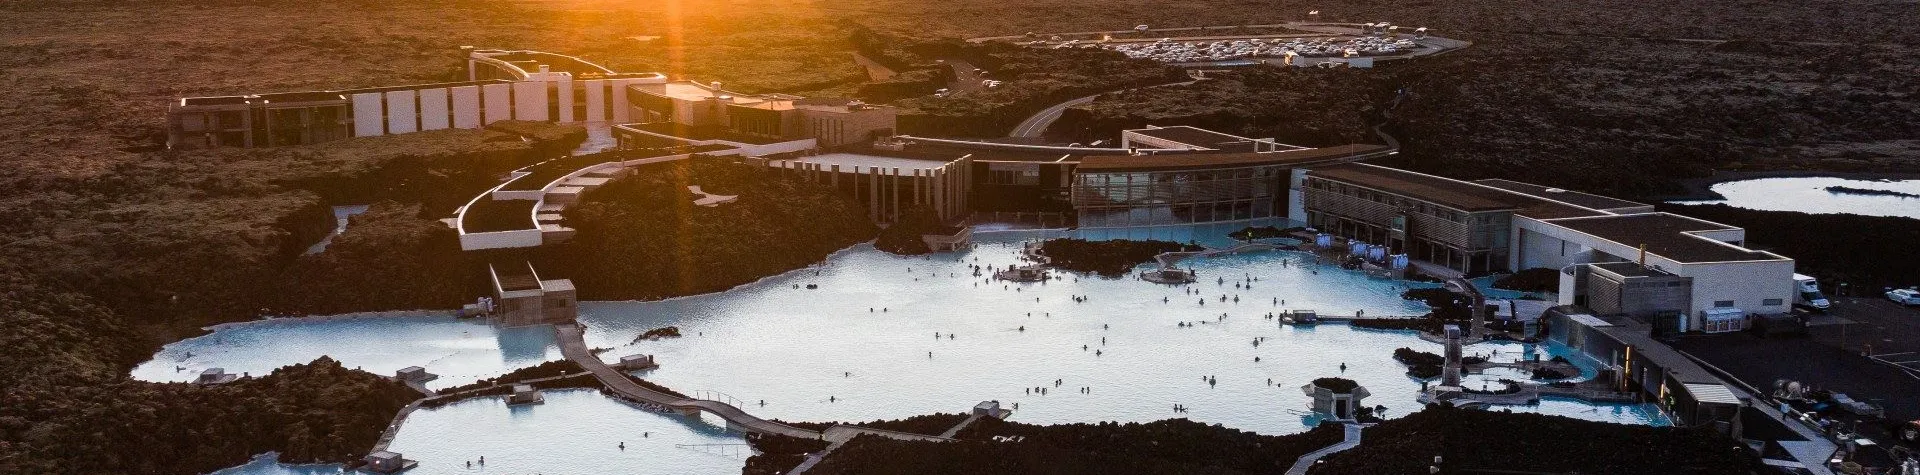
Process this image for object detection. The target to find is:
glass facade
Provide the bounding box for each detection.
[1071,165,1287,228]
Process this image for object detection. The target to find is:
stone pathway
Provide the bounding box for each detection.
[1286,423,1365,475]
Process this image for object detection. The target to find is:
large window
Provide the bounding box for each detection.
[1071,164,1284,227]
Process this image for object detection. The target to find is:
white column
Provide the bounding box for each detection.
[610,79,634,122]
[351,93,384,137]
[450,86,482,129]
[418,88,450,131]
[583,80,606,122]
[512,81,548,121]
[384,90,418,134]
[556,78,575,123]
[482,83,513,124]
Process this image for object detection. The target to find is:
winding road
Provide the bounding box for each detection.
[1008,77,1200,138]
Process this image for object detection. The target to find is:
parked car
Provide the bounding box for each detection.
[1889,288,1920,306]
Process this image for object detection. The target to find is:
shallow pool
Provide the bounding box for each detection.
[1671,176,1920,220]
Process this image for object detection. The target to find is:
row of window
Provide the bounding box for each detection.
[1078,199,1275,227]
[1307,178,1472,223]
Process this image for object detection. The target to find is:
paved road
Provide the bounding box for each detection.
[1812,296,1920,355]
[1008,93,1100,138]
[1008,78,1200,138]
[942,58,987,94]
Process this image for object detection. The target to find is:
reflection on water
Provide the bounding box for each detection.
[1671,176,1920,219]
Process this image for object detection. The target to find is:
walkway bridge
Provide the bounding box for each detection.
[554,323,823,439]
[1153,241,1287,270]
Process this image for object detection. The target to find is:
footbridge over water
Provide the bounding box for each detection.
[554,323,823,439]
[1153,241,1287,270]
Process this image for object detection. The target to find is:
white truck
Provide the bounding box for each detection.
[1793,274,1831,312]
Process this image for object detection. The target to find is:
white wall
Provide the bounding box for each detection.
[1288,168,1308,223]
[1678,259,1795,326]
[450,86,482,129]
[458,230,544,250]
[483,83,513,124]
[1688,228,1745,245]
[1120,131,1203,150]
[727,138,817,156]
[418,88,450,131]
[556,78,574,123]
[512,81,548,121]
[610,79,633,122]
[384,90,418,134]
[1513,217,1612,270]
[582,80,606,122]
[351,93,385,137]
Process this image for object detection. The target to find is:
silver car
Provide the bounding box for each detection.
[1889,288,1920,306]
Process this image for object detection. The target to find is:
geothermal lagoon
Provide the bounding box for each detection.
[168,226,1668,474]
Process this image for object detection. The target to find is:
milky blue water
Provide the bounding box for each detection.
[214,390,747,475]
[180,226,1665,474]
[1670,176,1920,220]
[132,314,561,391]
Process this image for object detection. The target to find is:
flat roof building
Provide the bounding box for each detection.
[1302,163,1795,328]
[625,81,898,148]
[167,48,670,150]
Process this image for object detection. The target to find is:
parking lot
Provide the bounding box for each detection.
[1810,296,1920,356]
[1673,296,1920,453]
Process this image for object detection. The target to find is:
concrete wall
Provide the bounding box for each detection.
[1688,227,1745,245]
[459,229,544,250]
[451,86,482,129]
[1678,259,1795,327]
[384,90,418,134]
[418,88,450,131]
[799,107,899,147]
[483,83,513,124]
[1121,130,1203,150]
[512,81,548,121]
[1288,168,1308,223]
[1520,215,1794,323]
[351,93,385,137]
[1513,217,1618,271]
[583,80,606,122]
[556,78,574,123]
[609,79,634,122]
